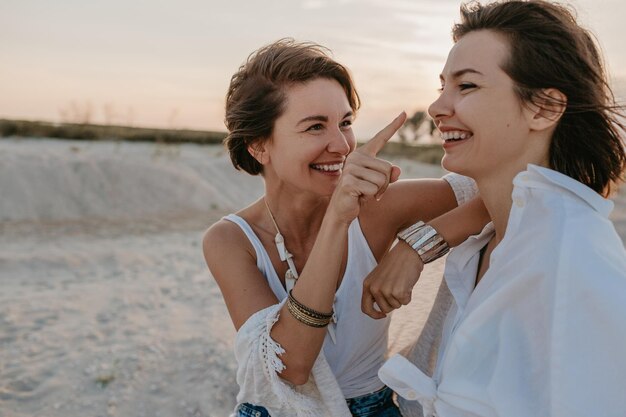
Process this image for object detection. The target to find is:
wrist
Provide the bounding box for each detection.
[395,239,425,270]
[397,221,450,264]
[323,208,354,229]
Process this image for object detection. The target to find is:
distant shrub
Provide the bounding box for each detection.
[0,120,18,136]
[0,119,227,144]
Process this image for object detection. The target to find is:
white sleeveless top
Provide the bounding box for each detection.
[224,214,389,398]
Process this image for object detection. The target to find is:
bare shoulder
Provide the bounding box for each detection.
[202,218,255,274]
[203,218,248,249]
[202,217,278,330]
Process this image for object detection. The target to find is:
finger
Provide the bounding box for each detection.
[375,165,402,200]
[396,290,412,306]
[362,287,387,319]
[384,293,403,309]
[372,294,396,314]
[358,111,407,157]
[390,165,401,184]
[345,155,393,200]
[347,151,394,172]
[347,165,389,196]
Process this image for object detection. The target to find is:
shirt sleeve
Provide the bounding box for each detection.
[233,300,351,417]
[549,241,626,417]
[442,173,478,206]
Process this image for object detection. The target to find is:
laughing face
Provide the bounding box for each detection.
[261,77,356,196]
[429,30,540,181]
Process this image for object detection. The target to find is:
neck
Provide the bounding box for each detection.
[475,174,514,245]
[474,133,551,244]
[263,184,330,250]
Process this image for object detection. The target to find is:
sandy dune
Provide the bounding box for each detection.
[1,138,624,417]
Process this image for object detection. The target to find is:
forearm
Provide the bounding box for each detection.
[428,196,489,247]
[270,211,349,384]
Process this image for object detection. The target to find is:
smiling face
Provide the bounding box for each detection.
[259,77,356,197]
[429,30,546,181]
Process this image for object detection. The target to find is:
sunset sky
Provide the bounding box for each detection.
[2,0,625,138]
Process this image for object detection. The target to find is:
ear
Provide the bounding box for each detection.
[528,88,567,132]
[247,140,270,165]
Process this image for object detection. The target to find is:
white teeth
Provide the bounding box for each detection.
[441,130,472,141]
[312,163,343,172]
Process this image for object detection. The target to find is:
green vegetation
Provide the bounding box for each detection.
[0,119,226,144]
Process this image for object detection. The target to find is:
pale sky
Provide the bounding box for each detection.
[2,0,625,138]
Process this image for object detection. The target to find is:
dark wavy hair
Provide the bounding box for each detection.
[223,38,360,175]
[453,0,625,196]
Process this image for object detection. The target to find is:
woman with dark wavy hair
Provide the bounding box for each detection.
[372,1,626,416]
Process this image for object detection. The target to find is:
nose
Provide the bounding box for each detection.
[327,127,353,155]
[428,89,453,125]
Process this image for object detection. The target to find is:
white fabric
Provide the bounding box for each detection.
[442,173,478,206]
[233,300,351,417]
[223,216,388,408]
[396,172,479,417]
[380,164,626,417]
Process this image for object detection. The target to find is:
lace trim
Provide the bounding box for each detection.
[259,305,332,417]
[442,173,478,205]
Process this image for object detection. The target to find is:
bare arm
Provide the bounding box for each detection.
[358,178,458,260]
[362,196,489,319]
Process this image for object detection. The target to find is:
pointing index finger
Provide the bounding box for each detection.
[358,111,407,157]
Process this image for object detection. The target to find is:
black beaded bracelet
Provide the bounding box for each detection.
[287,290,333,327]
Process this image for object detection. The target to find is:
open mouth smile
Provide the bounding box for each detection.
[440,130,473,142]
[310,162,343,173]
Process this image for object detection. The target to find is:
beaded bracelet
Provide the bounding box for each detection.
[287,290,334,328]
[397,221,450,264]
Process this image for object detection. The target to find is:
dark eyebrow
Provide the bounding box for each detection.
[440,68,484,82]
[297,111,353,126]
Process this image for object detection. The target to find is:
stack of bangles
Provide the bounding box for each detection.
[397,220,450,264]
[287,290,333,328]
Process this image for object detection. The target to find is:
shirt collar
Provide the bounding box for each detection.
[515,164,614,218]
[444,222,494,310]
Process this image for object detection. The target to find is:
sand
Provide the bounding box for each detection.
[1,138,624,417]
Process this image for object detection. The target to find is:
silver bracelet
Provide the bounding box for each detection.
[397,221,450,264]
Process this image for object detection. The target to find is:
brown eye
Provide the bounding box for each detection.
[340,120,352,130]
[306,123,324,132]
[459,83,477,91]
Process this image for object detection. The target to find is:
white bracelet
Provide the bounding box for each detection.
[397,221,450,264]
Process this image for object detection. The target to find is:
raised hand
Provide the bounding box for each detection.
[327,112,406,224]
[361,240,425,319]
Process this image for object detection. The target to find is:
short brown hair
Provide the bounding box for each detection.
[453,0,626,196]
[224,38,360,175]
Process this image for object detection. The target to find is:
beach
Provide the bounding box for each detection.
[1,138,624,417]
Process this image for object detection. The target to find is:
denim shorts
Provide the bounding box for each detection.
[236,385,401,417]
[236,402,270,417]
[346,386,402,417]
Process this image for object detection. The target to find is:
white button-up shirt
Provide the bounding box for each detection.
[380,165,626,417]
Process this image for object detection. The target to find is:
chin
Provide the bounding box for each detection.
[442,155,464,174]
